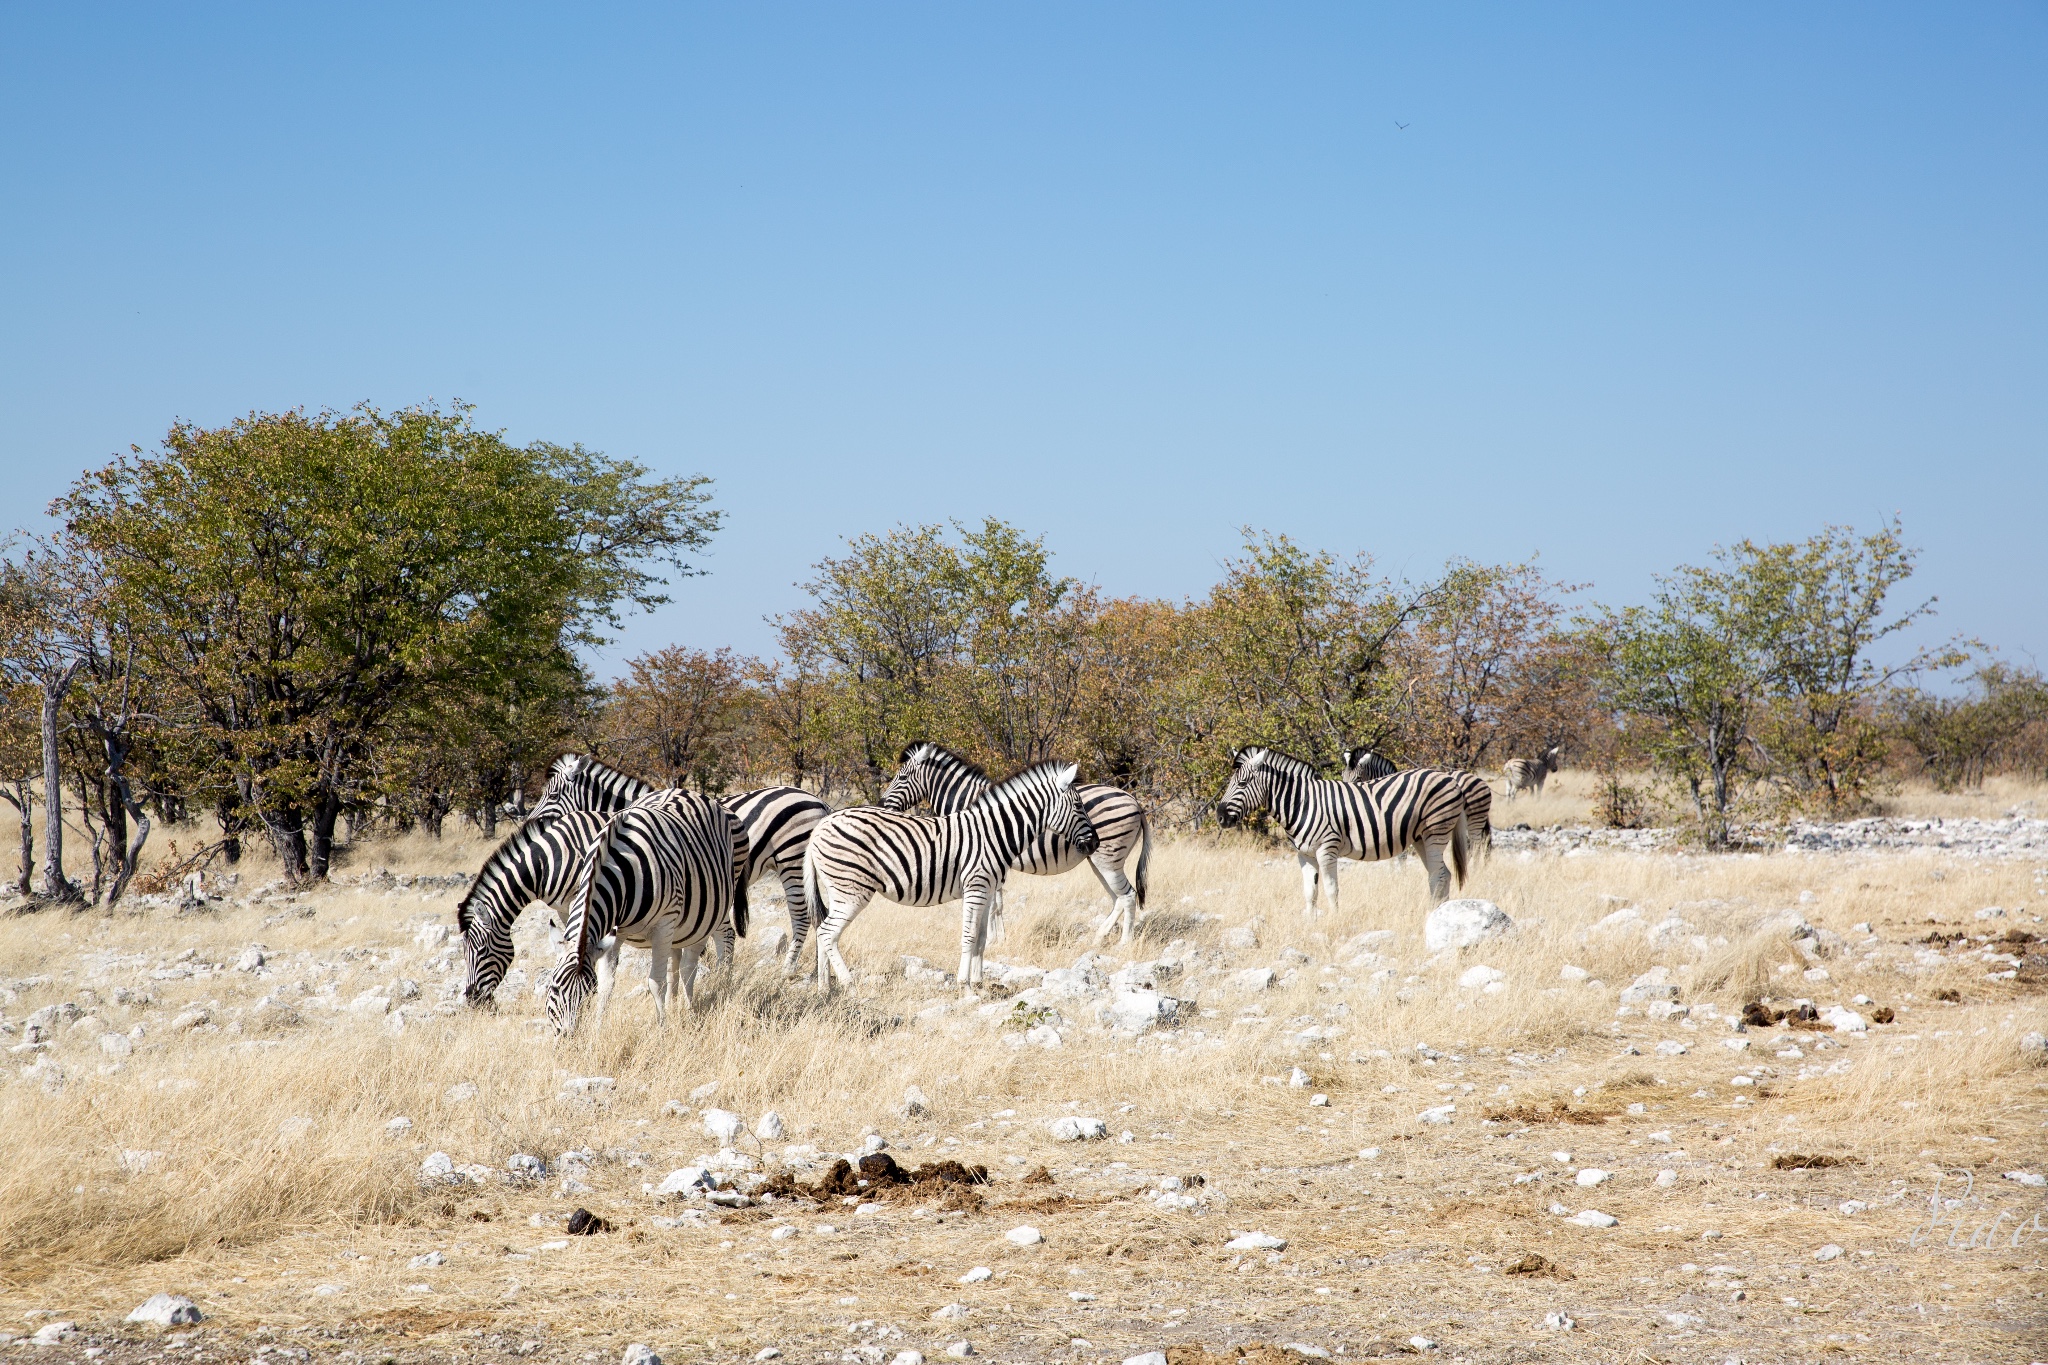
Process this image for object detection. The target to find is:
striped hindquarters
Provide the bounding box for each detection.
[722,786,830,889]
[1329,768,1470,861]
[804,806,970,908]
[564,792,742,969]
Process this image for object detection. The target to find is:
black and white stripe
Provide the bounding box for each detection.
[1502,745,1563,798]
[1217,746,1476,910]
[803,761,1100,989]
[525,753,826,970]
[457,810,611,1007]
[544,790,749,1034]
[880,742,1152,943]
[1341,747,1399,783]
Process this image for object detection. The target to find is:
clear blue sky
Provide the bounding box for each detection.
[4,4,2043,673]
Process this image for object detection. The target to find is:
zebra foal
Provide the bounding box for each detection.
[1502,745,1563,798]
[802,761,1099,990]
[881,742,1152,943]
[526,753,828,970]
[544,789,749,1035]
[1217,746,1476,911]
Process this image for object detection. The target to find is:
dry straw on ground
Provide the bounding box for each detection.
[2,784,2046,1363]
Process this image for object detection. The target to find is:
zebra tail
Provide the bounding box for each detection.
[732,861,751,940]
[1134,813,1152,909]
[1451,811,1470,889]
[801,840,825,974]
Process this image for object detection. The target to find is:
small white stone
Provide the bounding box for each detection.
[1656,1040,1689,1056]
[443,1082,478,1103]
[702,1108,745,1142]
[1457,964,1504,989]
[1122,1354,1168,1365]
[1559,964,1589,981]
[944,1342,974,1358]
[890,1353,925,1365]
[1424,900,1513,953]
[959,1266,993,1283]
[1839,1200,1867,1214]
[1419,1104,1455,1125]
[31,1322,77,1346]
[1541,1312,1573,1331]
[1568,1210,1618,1228]
[1226,1232,1286,1251]
[125,1294,202,1327]
[1357,1147,1380,1160]
[1814,1244,1843,1261]
[386,1116,414,1135]
[1046,1116,1107,1141]
[756,1350,782,1362]
[1655,1170,1678,1188]
[1574,1169,1610,1187]
[1407,1338,1437,1353]
[931,1303,968,1321]
[757,1111,787,1140]
[1309,1093,1329,1107]
[771,1226,798,1240]
[621,1345,661,1365]
[1005,1226,1043,1247]
[419,1152,456,1183]
[408,1251,446,1269]
[2002,1171,2047,1188]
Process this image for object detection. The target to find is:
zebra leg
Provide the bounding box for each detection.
[959,878,994,986]
[1418,840,1453,903]
[1318,848,1342,916]
[647,921,671,1027]
[1296,853,1320,917]
[676,947,700,1011]
[816,887,869,991]
[713,914,736,970]
[1089,861,1139,945]
[988,887,1005,947]
[778,865,810,975]
[592,939,620,1033]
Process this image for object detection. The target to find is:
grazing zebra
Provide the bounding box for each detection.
[803,761,1100,990]
[1216,746,1476,911]
[1341,747,1399,783]
[881,742,1152,943]
[525,753,828,970]
[455,808,743,1007]
[1502,745,1563,798]
[544,789,748,1035]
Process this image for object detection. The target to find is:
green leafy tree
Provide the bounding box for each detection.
[58,403,718,880]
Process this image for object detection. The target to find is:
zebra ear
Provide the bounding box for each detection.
[1053,761,1079,788]
[898,745,914,765]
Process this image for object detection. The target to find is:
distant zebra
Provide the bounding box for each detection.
[525,754,828,970]
[1341,747,1399,783]
[544,789,748,1034]
[881,742,1152,943]
[1217,746,1477,911]
[455,809,741,1007]
[1502,745,1563,799]
[803,761,1099,990]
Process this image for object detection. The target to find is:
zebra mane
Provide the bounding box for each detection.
[454,821,536,934]
[1236,745,1318,779]
[899,741,989,783]
[986,758,1079,801]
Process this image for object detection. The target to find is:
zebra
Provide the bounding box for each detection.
[880,742,1152,943]
[455,807,745,1008]
[1216,746,1476,911]
[524,753,828,970]
[1341,747,1399,783]
[1502,745,1563,798]
[544,789,748,1035]
[802,761,1099,990]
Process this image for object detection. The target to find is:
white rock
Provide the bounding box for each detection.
[1591,906,1642,934]
[1619,968,1679,1005]
[757,1110,787,1140]
[1541,1312,1574,1331]
[1046,1116,1107,1142]
[419,1152,456,1183]
[656,1167,712,1197]
[1656,1040,1689,1055]
[959,1266,993,1283]
[169,1008,210,1031]
[1231,968,1275,992]
[126,1294,203,1326]
[621,1345,661,1365]
[1005,1225,1043,1246]
[2002,1171,2047,1188]
[1220,926,1259,950]
[386,1116,413,1135]
[1821,1006,1867,1033]
[702,1108,745,1142]
[1418,1104,1455,1125]
[1357,1147,1380,1160]
[1976,906,2006,920]
[1457,965,1504,989]
[1424,900,1513,953]
[100,1032,134,1057]
[1123,1355,1168,1365]
[1723,1037,1751,1051]
[892,1354,926,1365]
[563,1075,615,1096]
[31,1322,77,1346]
[757,1352,783,1363]
[2021,1031,2047,1062]
[770,1225,798,1240]
[931,1303,968,1321]
[1025,1024,1063,1049]
[1108,989,1185,1032]
[1407,1338,1437,1353]
[1286,1066,1311,1087]
[1814,1244,1843,1261]
[1568,1210,1618,1228]
[1559,964,1589,981]
[1574,1169,1610,1187]
[1309,1093,1329,1107]
[903,1086,931,1117]
[1283,1348,1329,1360]
[1226,1231,1286,1251]
[443,1082,478,1103]
[1655,1170,1678,1188]
[944,1343,973,1359]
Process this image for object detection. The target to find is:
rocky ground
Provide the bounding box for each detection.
[2,830,2046,1365]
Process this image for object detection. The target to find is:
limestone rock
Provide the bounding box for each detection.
[1046,1116,1107,1142]
[1424,900,1513,953]
[126,1294,203,1327]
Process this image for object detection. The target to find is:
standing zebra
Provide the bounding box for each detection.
[1502,745,1563,798]
[881,742,1152,943]
[544,789,748,1034]
[455,809,742,1007]
[1216,746,1476,911]
[525,753,828,970]
[803,761,1099,990]
[1341,747,1399,783]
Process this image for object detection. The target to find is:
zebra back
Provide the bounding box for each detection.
[1341,748,1399,783]
[1222,746,1466,861]
[722,785,830,888]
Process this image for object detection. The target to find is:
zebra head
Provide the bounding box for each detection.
[1040,761,1101,855]
[1216,747,1274,828]
[880,741,991,815]
[525,753,589,826]
[542,953,596,1036]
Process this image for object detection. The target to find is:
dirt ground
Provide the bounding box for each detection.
[2,814,2045,1365]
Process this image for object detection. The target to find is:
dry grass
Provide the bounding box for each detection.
[2,827,2046,1363]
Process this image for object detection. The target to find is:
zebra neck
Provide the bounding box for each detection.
[929,769,994,815]
[1269,771,1322,842]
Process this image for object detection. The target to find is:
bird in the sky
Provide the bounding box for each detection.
[1395,120,1410,131]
